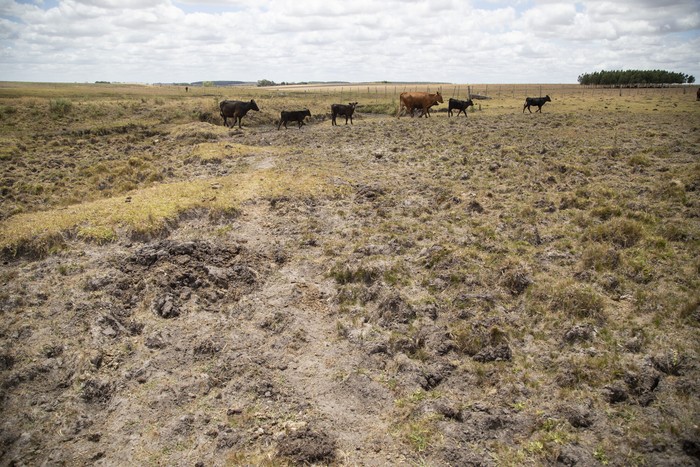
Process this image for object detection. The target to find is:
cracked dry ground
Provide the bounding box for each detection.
[2,108,700,466]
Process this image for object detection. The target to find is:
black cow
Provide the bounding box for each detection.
[523,95,551,113]
[331,102,358,126]
[448,98,474,117]
[697,88,700,101]
[278,109,311,129]
[219,99,260,128]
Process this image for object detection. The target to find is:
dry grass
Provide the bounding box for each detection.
[1,81,699,466]
[0,168,333,257]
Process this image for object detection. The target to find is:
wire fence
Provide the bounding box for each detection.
[267,83,697,102]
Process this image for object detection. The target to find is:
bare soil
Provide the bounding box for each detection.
[1,89,699,466]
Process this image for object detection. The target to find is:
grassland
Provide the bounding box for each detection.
[0,81,698,466]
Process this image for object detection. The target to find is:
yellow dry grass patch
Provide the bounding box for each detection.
[190,141,287,161]
[168,122,230,140]
[0,168,336,257]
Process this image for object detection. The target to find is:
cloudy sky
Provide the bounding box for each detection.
[1,0,698,84]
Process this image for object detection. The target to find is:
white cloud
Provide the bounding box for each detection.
[0,0,698,83]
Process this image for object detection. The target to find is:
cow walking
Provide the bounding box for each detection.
[278,109,311,129]
[219,99,260,128]
[523,95,551,113]
[398,92,443,118]
[448,98,474,117]
[331,102,358,126]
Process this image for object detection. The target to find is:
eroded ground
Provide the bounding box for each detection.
[1,90,700,466]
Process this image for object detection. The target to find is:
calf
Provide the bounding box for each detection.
[278,109,311,129]
[448,98,474,117]
[331,102,358,126]
[219,99,259,128]
[523,95,551,113]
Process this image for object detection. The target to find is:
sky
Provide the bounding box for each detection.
[0,0,698,84]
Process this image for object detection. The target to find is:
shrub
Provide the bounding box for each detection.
[49,98,72,116]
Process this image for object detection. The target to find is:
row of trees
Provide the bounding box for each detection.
[257,79,300,87]
[578,69,695,86]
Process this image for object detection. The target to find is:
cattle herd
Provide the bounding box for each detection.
[218,91,553,129]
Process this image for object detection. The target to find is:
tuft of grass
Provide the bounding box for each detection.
[451,324,509,356]
[396,416,439,453]
[329,262,382,285]
[585,217,645,248]
[580,243,621,271]
[628,154,651,167]
[654,179,687,204]
[530,279,606,321]
[500,259,533,295]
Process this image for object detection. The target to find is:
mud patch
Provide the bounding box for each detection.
[120,239,269,316]
[276,427,337,464]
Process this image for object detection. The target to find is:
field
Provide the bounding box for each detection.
[0,81,699,466]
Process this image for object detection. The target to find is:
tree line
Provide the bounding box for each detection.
[578,69,695,86]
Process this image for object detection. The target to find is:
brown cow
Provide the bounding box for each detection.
[397,92,443,118]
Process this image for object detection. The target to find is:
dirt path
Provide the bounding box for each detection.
[234,195,407,464]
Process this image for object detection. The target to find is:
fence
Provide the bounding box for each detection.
[264,83,697,101]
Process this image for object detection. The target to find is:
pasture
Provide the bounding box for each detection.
[0,81,699,466]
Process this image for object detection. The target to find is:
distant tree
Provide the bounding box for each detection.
[202,81,214,87]
[257,79,277,87]
[577,69,693,86]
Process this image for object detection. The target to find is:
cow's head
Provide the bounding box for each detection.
[304,109,311,117]
[250,99,260,111]
[435,92,444,103]
[544,95,551,102]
